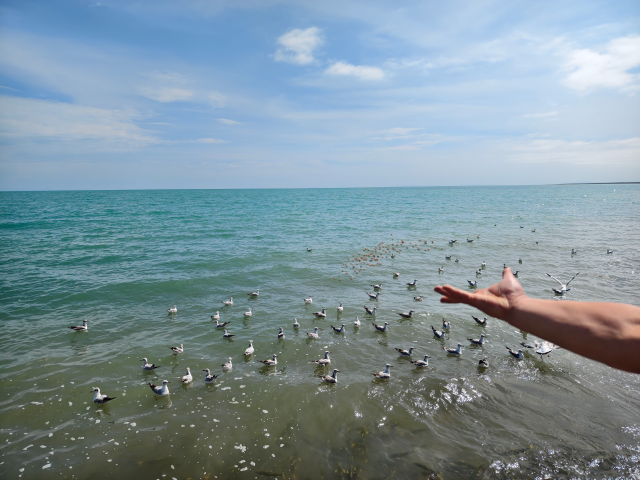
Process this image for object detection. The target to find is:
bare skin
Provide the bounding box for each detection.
[434,268,640,374]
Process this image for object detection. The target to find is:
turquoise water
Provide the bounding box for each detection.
[1,185,639,479]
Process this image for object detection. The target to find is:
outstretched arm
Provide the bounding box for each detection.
[434,268,640,374]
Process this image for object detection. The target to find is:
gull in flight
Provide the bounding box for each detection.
[91,387,115,405]
[203,369,219,384]
[181,368,193,384]
[331,324,345,333]
[372,364,393,379]
[472,316,488,326]
[260,354,278,366]
[411,355,431,367]
[354,316,361,327]
[248,289,260,297]
[215,319,231,328]
[313,308,327,318]
[363,306,377,315]
[68,320,88,332]
[221,357,233,369]
[167,305,177,314]
[318,369,340,384]
[545,272,579,295]
[293,318,300,328]
[478,357,489,368]
[506,346,524,360]
[211,311,220,321]
[149,380,170,396]
[395,347,415,357]
[397,310,414,319]
[243,340,254,356]
[337,302,344,313]
[222,329,235,338]
[444,343,463,355]
[467,335,485,345]
[170,344,184,354]
[311,351,331,365]
[141,358,160,370]
[304,295,313,304]
[372,321,389,332]
[431,325,445,338]
[306,327,320,339]
[222,297,233,306]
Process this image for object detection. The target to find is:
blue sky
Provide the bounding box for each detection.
[0,0,639,190]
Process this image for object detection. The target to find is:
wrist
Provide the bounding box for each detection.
[505,293,529,326]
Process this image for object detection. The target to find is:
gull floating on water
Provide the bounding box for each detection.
[222,297,233,306]
[311,351,331,365]
[445,255,452,260]
[607,249,614,254]
[260,354,278,366]
[372,364,393,379]
[372,321,389,332]
[337,302,344,313]
[546,272,579,295]
[481,262,486,268]
[472,316,488,326]
[363,306,377,315]
[149,380,170,396]
[395,347,415,357]
[215,319,231,328]
[431,325,445,338]
[248,289,260,297]
[520,341,560,356]
[571,249,578,255]
[506,346,524,360]
[444,343,463,355]
[313,308,327,318]
[439,267,444,272]
[306,327,320,339]
[318,369,339,384]
[414,295,423,301]
[91,387,115,404]
[278,327,285,340]
[478,357,489,368]
[398,310,414,319]
[406,279,418,287]
[293,318,300,328]
[167,305,177,314]
[512,271,519,277]
[141,358,160,370]
[244,308,253,317]
[304,295,313,304]
[455,258,459,263]
[531,228,536,232]
[222,357,232,369]
[307,248,312,252]
[393,272,400,277]
[476,269,482,276]
[68,320,88,332]
[170,344,184,354]
[366,291,380,300]
[244,340,254,356]
[371,283,383,290]
[411,355,431,367]
[181,368,193,384]
[331,324,345,333]
[467,239,474,243]
[203,368,219,383]
[354,316,361,327]
[211,311,220,321]
[443,318,450,330]
[467,335,485,345]
[468,280,477,287]
[449,240,457,245]
[223,329,235,338]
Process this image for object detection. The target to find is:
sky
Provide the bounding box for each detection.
[0,0,639,190]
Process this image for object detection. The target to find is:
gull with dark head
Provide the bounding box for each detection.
[414,295,423,301]
[363,306,377,315]
[248,289,260,297]
[442,318,450,330]
[571,249,578,255]
[393,272,400,277]
[337,302,344,313]
[468,280,477,287]
[277,327,285,340]
[91,387,115,404]
[406,279,418,287]
[371,283,383,290]
[467,238,474,243]
[445,255,452,260]
[366,291,380,300]
[331,324,345,333]
[478,357,489,368]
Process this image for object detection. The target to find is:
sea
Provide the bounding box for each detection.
[0,185,639,480]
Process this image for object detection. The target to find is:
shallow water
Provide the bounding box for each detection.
[0,185,639,479]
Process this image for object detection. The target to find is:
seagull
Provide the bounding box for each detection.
[331,324,345,333]
[181,368,193,384]
[468,280,477,287]
[244,340,254,356]
[215,319,231,328]
[248,289,260,297]
[481,262,486,268]
[68,320,88,332]
[307,248,312,252]
[366,292,380,300]
[411,355,431,367]
[449,240,457,245]
[445,255,452,260]
[91,387,115,404]
[203,368,219,383]
[476,269,482,275]
[149,380,170,396]
[222,329,235,338]
[313,308,327,318]
[222,297,233,306]
[306,327,320,339]
[398,310,414,319]
[170,344,184,354]
[513,271,519,277]
[372,364,393,379]
[413,296,423,301]
[277,327,285,340]
[431,325,445,338]
[211,311,221,321]
[478,357,489,368]
[520,226,524,228]
[318,369,340,384]
[519,258,523,264]
[371,283,383,290]
[443,343,463,355]
[438,267,444,273]
[531,229,536,232]
[311,351,331,365]
[455,258,459,263]
[293,318,300,328]
[546,272,579,295]
[571,249,578,255]
[260,354,278,366]
[607,249,614,254]
[354,316,361,327]
[395,347,415,357]
[167,305,177,314]
[520,341,561,356]
[393,272,400,277]
[467,239,474,243]
[467,335,485,345]
[337,302,344,313]
[406,279,418,286]
[372,321,389,332]
[506,346,524,360]
[244,308,252,317]
[472,316,488,326]
[221,357,233,369]
[141,358,160,370]
[363,306,377,315]
[304,295,313,304]
[442,318,450,330]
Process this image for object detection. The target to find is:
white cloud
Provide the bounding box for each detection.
[274,27,323,65]
[372,127,422,140]
[209,92,228,108]
[523,111,558,118]
[139,86,193,103]
[325,62,384,81]
[563,36,640,93]
[192,138,227,144]
[217,118,240,125]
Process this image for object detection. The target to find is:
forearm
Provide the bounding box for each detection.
[507,296,640,373]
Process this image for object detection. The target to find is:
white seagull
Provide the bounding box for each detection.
[481,262,486,268]
[414,296,423,301]
[395,347,415,357]
[398,310,414,319]
[141,358,160,370]
[260,354,278,366]
[149,380,170,396]
[278,327,285,340]
[607,249,614,254]
[331,324,345,333]
[313,308,327,318]
[91,387,115,404]
[520,341,561,356]
[318,369,340,384]
[222,329,235,338]
[311,351,331,365]
[306,327,320,339]
[442,318,450,330]
[304,295,313,304]
[571,249,578,255]
[478,357,489,368]
[354,316,361,327]
[406,279,418,287]
[372,364,393,379]
[222,297,233,306]
[293,318,300,328]
[546,272,579,295]
[363,306,377,315]
[393,272,400,277]
[411,355,430,367]
[371,321,389,332]
[431,325,445,339]
[68,320,88,332]
[215,319,231,328]
[445,255,452,260]
[244,308,252,317]
[439,267,444,273]
[222,357,233,369]
[248,289,260,297]
[371,283,383,289]
[467,335,485,345]
[181,368,193,384]
[337,302,344,313]
[472,316,488,326]
[244,340,254,356]
[366,292,380,300]
[211,311,221,321]
[506,346,524,360]
[443,343,463,355]
[468,280,477,287]
[203,368,219,384]
[170,344,184,354]
[167,305,177,314]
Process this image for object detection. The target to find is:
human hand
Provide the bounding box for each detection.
[433,268,527,321]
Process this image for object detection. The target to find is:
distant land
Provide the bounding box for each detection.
[557,182,640,185]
